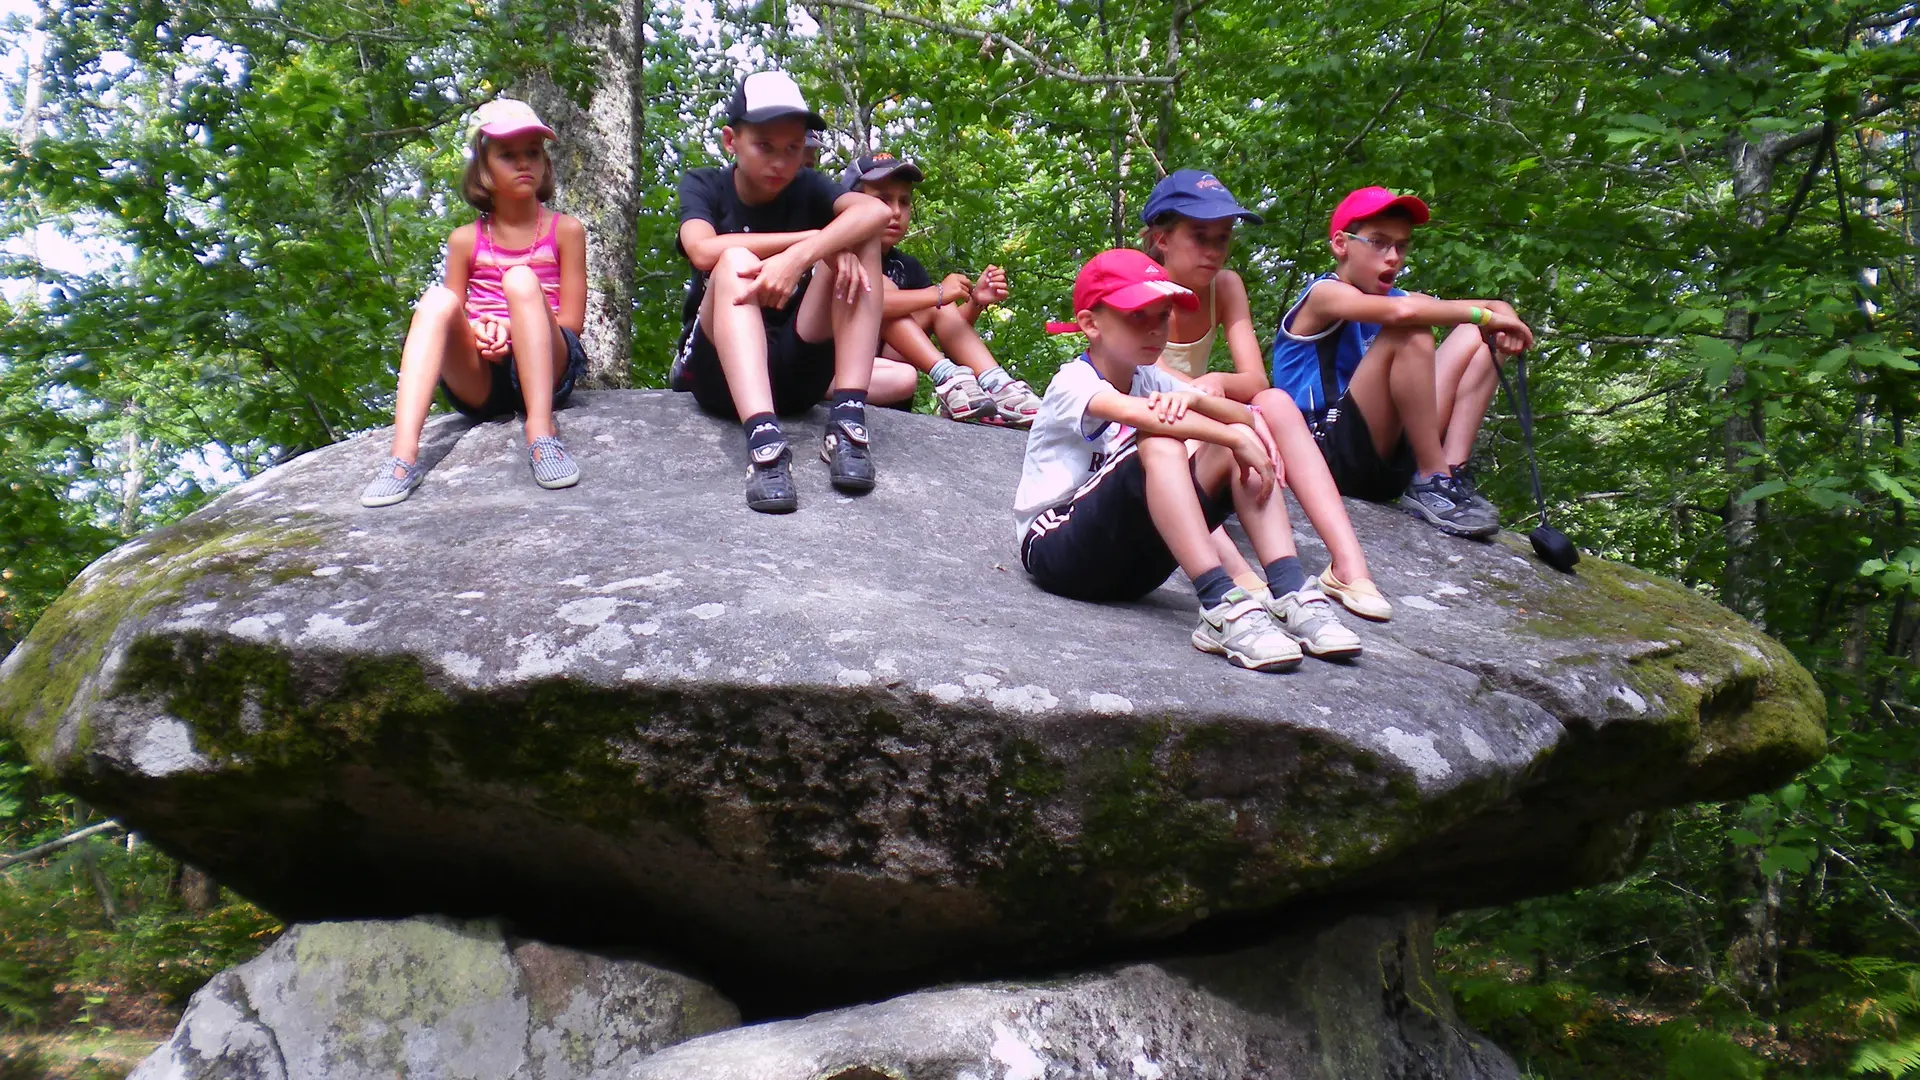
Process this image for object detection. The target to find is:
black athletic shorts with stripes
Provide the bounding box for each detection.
[1020,441,1235,602]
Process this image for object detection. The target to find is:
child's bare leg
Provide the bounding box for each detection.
[792,234,883,395]
[702,248,775,418]
[1191,372,1233,398]
[882,316,944,374]
[1137,436,1226,579]
[869,356,919,406]
[502,264,559,442]
[389,285,484,462]
[928,305,1001,378]
[1190,440,1299,568]
[1253,388,1373,586]
[1343,325,1448,477]
[1211,529,1263,591]
[1434,324,1499,469]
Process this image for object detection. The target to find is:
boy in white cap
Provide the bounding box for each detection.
[673,71,891,513]
[1016,249,1356,671]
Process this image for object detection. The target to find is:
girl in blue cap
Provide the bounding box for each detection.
[1140,170,1392,628]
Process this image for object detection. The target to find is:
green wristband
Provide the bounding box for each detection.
[1468,306,1485,325]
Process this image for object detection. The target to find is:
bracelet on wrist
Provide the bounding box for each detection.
[1468,306,1486,325]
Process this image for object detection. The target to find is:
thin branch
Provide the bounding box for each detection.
[804,0,1175,86]
[1531,377,1696,421]
[1336,5,1449,162]
[232,13,424,46]
[0,821,124,870]
[1827,845,1920,940]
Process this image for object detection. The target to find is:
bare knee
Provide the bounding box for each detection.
[710,248,760,302]
[1136,434,1188,468]
[1253,387,1304,423]
[931,305,971,335]
[1382,324,1435,360]
[502,264,543,303]
[415,286,462,325]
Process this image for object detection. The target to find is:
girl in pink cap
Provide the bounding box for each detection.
[1140,171,1392,631]
[361,98,589,506]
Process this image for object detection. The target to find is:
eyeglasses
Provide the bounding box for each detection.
[1344,232,1411,257]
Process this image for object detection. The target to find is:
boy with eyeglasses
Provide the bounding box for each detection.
[1270,186,1534,538]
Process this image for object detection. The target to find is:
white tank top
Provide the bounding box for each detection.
[1157,280,1218,379]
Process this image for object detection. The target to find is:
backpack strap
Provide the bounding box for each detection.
[1302,323,1345,445]
[1316,326,1343,413]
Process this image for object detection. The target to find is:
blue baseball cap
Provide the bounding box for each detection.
[1140,170,1264,225]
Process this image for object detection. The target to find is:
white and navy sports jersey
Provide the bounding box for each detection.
[1012,355,1182,541]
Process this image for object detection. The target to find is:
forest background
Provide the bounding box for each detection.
[0,0,1916,1075]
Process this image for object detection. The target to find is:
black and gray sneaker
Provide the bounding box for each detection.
[745,440,798,514]
[1448,461,1500,527]
[1399,472,1498,538]
[820,419,875,494]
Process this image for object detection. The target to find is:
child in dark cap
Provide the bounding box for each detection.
[843,151,1042,427]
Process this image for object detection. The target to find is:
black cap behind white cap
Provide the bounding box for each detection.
[726,71,826,130]
[840,152,926,191]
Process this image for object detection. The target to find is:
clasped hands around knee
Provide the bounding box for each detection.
[723,246,873,310]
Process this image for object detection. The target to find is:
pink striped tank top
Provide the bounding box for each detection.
[464,210,563,321]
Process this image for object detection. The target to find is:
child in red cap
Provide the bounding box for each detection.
[1270,186,1534,539]
[1014,249,1354,672]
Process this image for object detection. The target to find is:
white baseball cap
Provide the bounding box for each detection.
[725,72,826,130]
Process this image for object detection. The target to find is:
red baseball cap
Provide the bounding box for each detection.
[1045,249,1199,334]
[1329,186,1430,240]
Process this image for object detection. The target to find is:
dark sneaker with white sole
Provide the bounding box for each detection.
[745,441,798,514]
[820,419,875,493]
[1399,472,1499,538]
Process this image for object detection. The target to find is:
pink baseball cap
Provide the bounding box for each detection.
[1329,186,1430,240]
[466,99,557,145]
[1046,249,1199,334]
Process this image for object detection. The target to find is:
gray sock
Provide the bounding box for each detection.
[930,359,965,386]
[977,365,1013,393]
[1193,567,1236,608]
[1264,556,1308,597]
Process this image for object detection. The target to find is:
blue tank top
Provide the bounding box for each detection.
[1269,273,1406,416]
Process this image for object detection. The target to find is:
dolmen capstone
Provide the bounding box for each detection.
[1,391,1824,1078]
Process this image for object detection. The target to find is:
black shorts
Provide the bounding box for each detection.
[1314,390,1416,502]
[1020,441,1235,602]
[442,327,589,421]
[678,306,838,420]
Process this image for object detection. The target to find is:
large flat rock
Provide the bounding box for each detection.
[0,390,1823,1012]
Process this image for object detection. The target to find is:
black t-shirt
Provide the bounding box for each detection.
[882,249,932,292]
[677,165,842,333]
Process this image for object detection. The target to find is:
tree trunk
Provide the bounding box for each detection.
[178,863,220,915]
[1719,133,1775,628]
[119,409,144,537]
[523,0,646,388]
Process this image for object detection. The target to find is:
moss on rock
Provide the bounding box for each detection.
[0,517,324,770]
